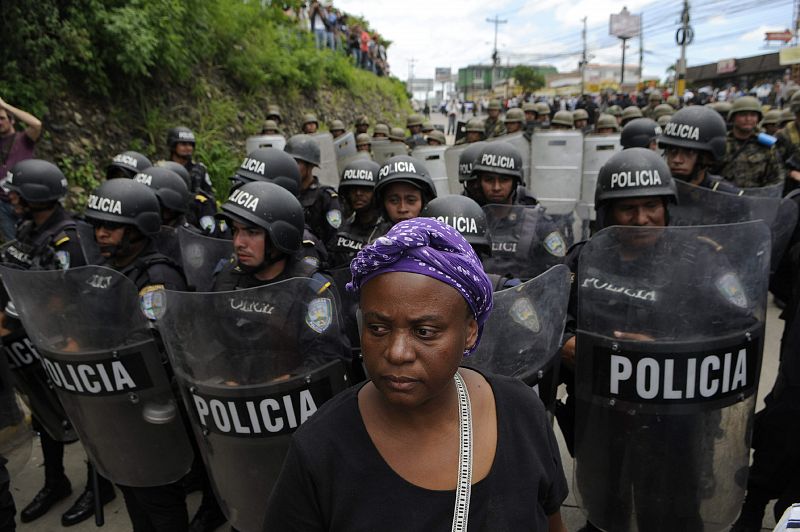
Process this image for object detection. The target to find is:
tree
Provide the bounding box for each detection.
[511,65,546,93]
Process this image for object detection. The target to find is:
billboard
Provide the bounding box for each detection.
[610,8,641,39]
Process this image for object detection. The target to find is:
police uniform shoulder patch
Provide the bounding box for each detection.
[140,284,167,320]
[509,297,541,333]
[301,255,320,268]
[199,215,216,233]
[326,209,342,229]
[54,250,70,271]
[306,297,332,333]
[715,272,748,308]
[544,231,566,257]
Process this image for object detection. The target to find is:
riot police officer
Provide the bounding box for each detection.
[503,107,525,134]
[405,113,426,148]
[330,159,389,267]
[156,161,223,237]
[621,118,661,150]
[458,141,488,205]
[374,155,437,225]
[106,150,152,180]
[642,91,663,119]
[620,105,644,126]
[372,123,389,141]
[260,119,282,136]
[426,130,446,146]
[658,105,743,194]
[84,179,189,531]
[455,118,485,145]
[285,135,342,250]
[166,126,215,197]
[535,101,552,127]
[356,133,372,153]
[266,104,282,126]
[301,114,319,135]
[329,119,346,139]
[133,167,191,228]
[522,101,538,138]
[2,160,117,526]
[573,108,590,133]
[484,100,507,138]
[593,114,619,134]
[550,111,574,130]
[354,115,370,136]
[652,102,675,122]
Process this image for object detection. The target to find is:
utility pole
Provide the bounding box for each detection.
[638,15,644,88]
[674,0,692,97]
[486,15,508,95]
[407,57,417,99]
[580,17,587,95]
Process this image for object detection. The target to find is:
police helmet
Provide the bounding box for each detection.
[339,159,380,189]
[522,102,537,114]
[426,130,446,144]
[595,147,677,208]
[218,181,304,254]
[356,133,372,147]
[6,159,68,203]
[355,115,370,127]
[780,108,795,126]
[621,118,662,149]
[504,108,524,124]
[465,118,485,133]
[573,108,589,121]
[760,109,782,127]
[421,195,488,247]
[790,91,800,114]
[85,179,162,236]
[728,96,762,120]
[621,106,644,124]
[374,155,437,203]
[458,141,487,183]
[133,167,191,214]
[607,105,623,117]
[266,105,283,123]
[373,123,390,137]
[167,126,196,149]
[653,103,675,120]
[708,101,732,118]
[535,102,551,116]
[407,114,424,128]
[595,113,619,132]
[106,151,152,179]
[285,134,321,167]
[422,121,434,133]
[551,111,574,128]
[471,142,523,182]
[657,105,727,160]
[487,100,502,111]
[329,119,345,132]
[302,114,319,127]
[389,127,407,142]
[261,119,280,134]
[232,148,302,195]
[156,161,192,190]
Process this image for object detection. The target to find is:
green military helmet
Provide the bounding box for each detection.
[535,102,551,116]
[427,130,446,144]
[606,105,623,117]
[653,103,675,120]
[422,121,434,133]
[302,113,319,126]
[261,119,280,134]
[522,101,538,113]
[356,133,372,146]
[329,119,345,132]
[488,100,503,111]
[728,96,762,120]
[389,127,407,141]
[355,115,370,127]
[708,101,732,119]
[657,114,672,128]
[666,95,681,108]
[790,90,800,114]
[760,109,782,127]
[551,110,574,128]
[465,117,485,132]
[407,114,424,128]
[267,105,282,123]
[504,108,525,124]
[621,106,644,124]
[648,91,663,103]
[573,108,589,121]
[780,108,794,127]
[373,123,390,137]
[595,113,619,132]
[761,105,772,115]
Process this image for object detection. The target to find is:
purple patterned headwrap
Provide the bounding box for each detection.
[347,218,494,355]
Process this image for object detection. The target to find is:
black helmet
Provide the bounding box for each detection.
[85,179,162,236]
[595,147,677,208]
[657,105,727,160]
[285,134,321,167]
[458,141,487,183]
[621,118,662,149]
[375,155,437,202]
[339,159,380,189]
[167,126,196,149]
[471,141,523,182]
[218,181,304,254]
[156,160,192,190]
[106,151,152,179]
[133,167,191,213]
[231,148,302,195]
[6,159,68,203]
[421,195,488,248]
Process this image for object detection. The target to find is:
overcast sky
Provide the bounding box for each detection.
[336,0,795,82]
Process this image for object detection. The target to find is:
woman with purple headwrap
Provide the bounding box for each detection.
[264,218,568,532]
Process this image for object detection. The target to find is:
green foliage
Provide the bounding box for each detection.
[511,66,546,93]
[58,156,100,212]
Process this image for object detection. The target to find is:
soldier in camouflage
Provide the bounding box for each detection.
[503,108,524,134]
[712,96,784,188]
[484,100,507,139]
[776,91,800,193]
[642,91,663,119]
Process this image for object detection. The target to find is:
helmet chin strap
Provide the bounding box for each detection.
[237,249,286,275]
[99,227,145,261]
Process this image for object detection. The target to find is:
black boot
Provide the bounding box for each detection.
[20,476,72,523]
[189,491,227,532]
[729,489,769,532]
[60,462,116,527]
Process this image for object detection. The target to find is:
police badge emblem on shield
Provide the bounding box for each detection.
[306,297,332,333]
[509,297,541,333]
[326,209,342,229]
[544,231,566,257]
[715,272,748,308]
[140,285,167,321]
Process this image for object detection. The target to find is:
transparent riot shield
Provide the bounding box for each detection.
[741,183,783,198]
[245,135,286,153]
[488,131,531,185]
[0,354,33,476]
[0,265,194,487]
[177,226,233,292]
[311,132,338,189]
[328,267,360,350]
[530,131,584,204]
[411,145,449,197]
[580,134,622,238]
[76,220,102,265]
[153,226,182,266]
[482,204,570,281]
[671,180,799,273]
[333,131,357,169]
[574,222,770,532]
[157,278,350,532]
[463,265,570,411]
[444,143,470,194]
[372,142,409,165]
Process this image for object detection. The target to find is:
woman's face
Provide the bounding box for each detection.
[360,272,478,409]
[383,183,423,223]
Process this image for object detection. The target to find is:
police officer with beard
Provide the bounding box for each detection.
[1,160,117,526]
[167,127,215,198]
[84,179,189,531]
[330,159,389,267]
[474,142,567,280]
[658,106,743,194]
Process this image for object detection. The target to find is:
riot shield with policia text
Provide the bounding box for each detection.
[156,277,350,532]
[177,226,233,292]
[0,265,194,487]
[0,345,33,477]
[574,222,770,532]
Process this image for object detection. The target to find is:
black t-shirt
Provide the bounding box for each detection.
[264,371,568,532]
